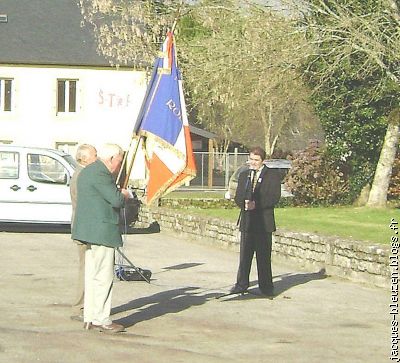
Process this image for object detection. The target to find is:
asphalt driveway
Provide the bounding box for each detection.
[0,228,389,363]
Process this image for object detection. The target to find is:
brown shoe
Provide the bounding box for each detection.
[91,322,125,334]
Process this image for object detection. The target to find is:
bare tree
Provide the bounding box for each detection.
[180,1,313,156]
[78,0,181,68]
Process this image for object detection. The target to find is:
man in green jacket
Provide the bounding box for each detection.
[72,143,131,334]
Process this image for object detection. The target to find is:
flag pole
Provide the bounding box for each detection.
[121,135,143,189]
[116,133,137,187]
[171,20,177,34]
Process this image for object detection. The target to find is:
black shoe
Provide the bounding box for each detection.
[229,285,248,294]
[260,287,274,296]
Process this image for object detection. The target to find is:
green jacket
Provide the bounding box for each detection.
[71,159,125,248]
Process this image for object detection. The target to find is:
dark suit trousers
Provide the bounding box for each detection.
[236,231,273,291]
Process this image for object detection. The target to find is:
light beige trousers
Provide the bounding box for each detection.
[71,242,87,314]
[84,244,115,325]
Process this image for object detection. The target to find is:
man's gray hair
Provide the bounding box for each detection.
[97,143,124,161]
[75,144,96,163]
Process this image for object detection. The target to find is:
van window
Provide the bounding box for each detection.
[62,154,78,170]
[0,151,19,179]
[27,154,69,184]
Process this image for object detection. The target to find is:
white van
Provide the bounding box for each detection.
[0,145,77,225]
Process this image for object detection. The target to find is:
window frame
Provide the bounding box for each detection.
[56,79,78,114]
[0,78,13,112]
[27,153,69,185]
[0,151,19,179]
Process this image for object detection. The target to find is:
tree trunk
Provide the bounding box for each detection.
[366,115,400,207]
[263,101,273,157]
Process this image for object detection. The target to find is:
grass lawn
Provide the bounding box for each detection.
[186,206,398,245]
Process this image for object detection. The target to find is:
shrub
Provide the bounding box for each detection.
[285,141,350,206]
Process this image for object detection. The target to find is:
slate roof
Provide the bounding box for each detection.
[0,0,111,67]
[189,125,216,139]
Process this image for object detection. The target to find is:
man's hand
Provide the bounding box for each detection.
[244,200,256,211]
[121,189,133,199]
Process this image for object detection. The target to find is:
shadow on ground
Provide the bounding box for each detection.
[0,220,162,235]
[125,221,161,234]
[273,268,327,297]
[112,287,219,328]
[220,268,327,301]
[0,223,71,234]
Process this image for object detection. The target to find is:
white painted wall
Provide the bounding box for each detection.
[0,65,147,151]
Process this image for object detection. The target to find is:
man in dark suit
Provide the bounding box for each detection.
[231,146,282,296]
[72,143,131,333]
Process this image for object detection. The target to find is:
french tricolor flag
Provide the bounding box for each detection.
[133,31,196,204]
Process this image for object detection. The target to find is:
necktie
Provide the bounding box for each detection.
[252,170,258,192]
[252,166,264,191]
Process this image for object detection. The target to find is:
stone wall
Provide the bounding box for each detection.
[138,206,389,288]
[273,229,388,288]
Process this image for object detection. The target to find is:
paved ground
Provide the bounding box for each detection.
[0,227,389,363]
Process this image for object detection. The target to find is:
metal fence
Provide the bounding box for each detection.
[183,151,249,190]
